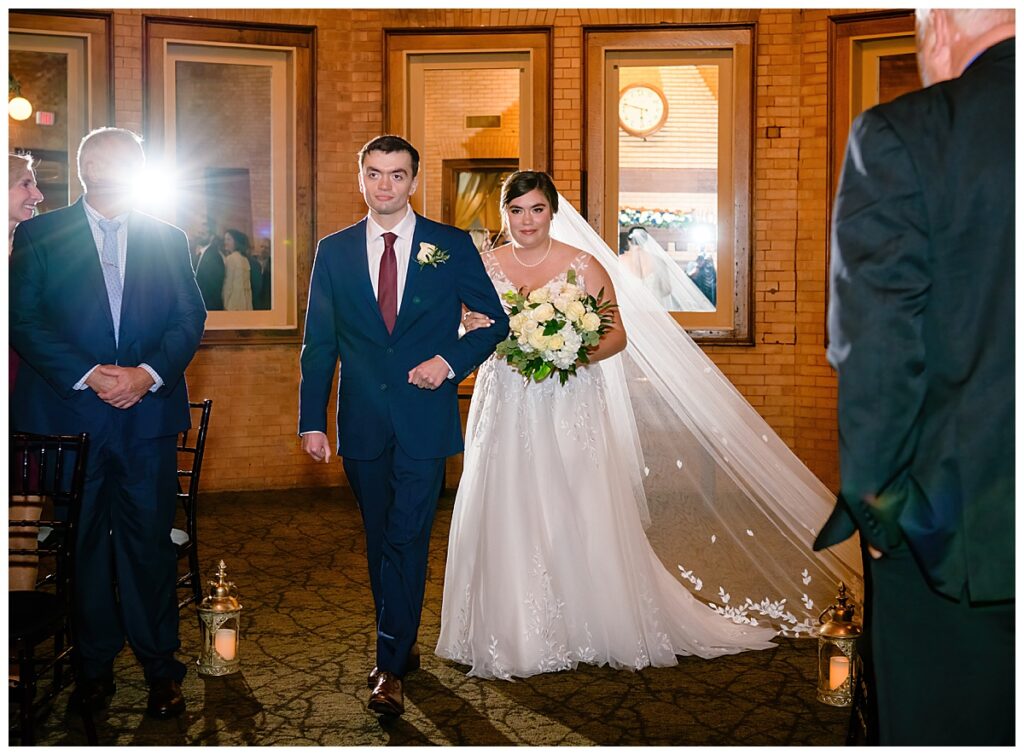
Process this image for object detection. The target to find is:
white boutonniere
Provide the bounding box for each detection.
[417,242,450,268]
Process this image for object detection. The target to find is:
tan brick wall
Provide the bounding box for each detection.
[95,7,870,492]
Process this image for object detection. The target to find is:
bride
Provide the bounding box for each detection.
[435,171,861,680]
[619,225,714,312]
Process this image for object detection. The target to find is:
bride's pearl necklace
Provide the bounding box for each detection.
[511,237,553,269]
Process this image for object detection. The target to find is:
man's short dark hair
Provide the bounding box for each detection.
[358,135,420,177]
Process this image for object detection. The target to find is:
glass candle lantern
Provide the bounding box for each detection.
[197,560,242,676]
[816,581,862,707]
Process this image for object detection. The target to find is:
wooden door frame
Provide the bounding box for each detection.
[826,10,916,339]
[383,27,552,181]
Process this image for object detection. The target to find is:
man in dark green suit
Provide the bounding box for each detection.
[816,9,1014,746]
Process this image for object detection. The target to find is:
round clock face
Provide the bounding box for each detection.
[618,84,668,137]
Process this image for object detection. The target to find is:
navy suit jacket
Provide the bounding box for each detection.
[10,199,207,440]
[298,214,509,461]
[194,240,225,311]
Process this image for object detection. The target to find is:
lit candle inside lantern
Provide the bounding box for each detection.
[215,628,237,661]
[829,656,850,690]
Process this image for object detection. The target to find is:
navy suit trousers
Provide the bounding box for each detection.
[343,436,445,677]
[74,410,184,683]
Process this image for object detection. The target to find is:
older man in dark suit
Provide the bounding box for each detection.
[10,127,207,719]
[816,9,1015,746]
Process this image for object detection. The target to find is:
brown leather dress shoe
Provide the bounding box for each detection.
[146,678,186,719]
[367,642,420,688]
[368,671,404,716]
[69,675,116,714]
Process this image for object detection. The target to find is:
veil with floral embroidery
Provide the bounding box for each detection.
[550,195,862,635]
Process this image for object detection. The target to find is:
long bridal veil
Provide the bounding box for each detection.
[550,196,862,635]
[620,227,715,312]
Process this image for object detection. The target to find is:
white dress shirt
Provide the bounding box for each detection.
[74,199,163,392]
[365,205,417,312]
[365,205,454,379]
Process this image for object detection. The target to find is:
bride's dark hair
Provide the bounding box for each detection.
[500,170,559,214]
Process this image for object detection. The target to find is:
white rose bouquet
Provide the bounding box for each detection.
[495,269,616,384]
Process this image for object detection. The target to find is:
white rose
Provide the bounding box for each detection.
[565,301,587,322]
[527,287,550,304]
[552,296,571,313]
[580,312,602,332]
[532,302,555,322]
[417,243,434,264]
[522,319,539,333]
[547,333,565,350]
[527,329,550,351]
[562,283,582,300]
[508,313,527,333]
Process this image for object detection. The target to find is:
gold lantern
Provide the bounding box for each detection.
[816,581,862,707]
[197,560,242,676]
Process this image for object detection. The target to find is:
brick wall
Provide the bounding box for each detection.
[94,7,869,492]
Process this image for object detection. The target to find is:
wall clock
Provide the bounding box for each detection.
[618,83,669,137]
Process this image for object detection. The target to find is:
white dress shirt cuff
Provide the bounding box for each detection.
[436,355,456,381]
[74,365,100,391]
[139,363,163,392]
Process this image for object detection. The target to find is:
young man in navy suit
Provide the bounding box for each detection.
[10,128,207,718]
[299,135,508,716]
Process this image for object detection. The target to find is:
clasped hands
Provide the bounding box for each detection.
[408,356,449,390]
[85,365,154,409]
[302,355,455,465]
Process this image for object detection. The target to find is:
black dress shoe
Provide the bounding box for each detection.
[367,642,421,688]
[368,671,404,717]
[146,678,186,719]
[69,675,116,714]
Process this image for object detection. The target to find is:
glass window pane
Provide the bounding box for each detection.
[174,60,273,312]
[617,64,720,312]
[420,63,521,227]
[9,31,87,212]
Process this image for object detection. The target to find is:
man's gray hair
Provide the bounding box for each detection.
[916,9,1016,38]
[77,127,145,189]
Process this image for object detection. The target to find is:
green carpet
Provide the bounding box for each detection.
[24,487,851,745]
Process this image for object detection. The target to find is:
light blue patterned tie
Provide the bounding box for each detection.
[98,218,122,344]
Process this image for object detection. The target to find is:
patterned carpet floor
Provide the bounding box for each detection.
[25,487,851,746]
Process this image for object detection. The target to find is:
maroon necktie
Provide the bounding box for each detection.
[378,232,398,333]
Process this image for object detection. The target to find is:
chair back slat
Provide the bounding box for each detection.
[174,399,212,610]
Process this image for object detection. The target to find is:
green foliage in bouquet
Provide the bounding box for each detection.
[495,268,617,385]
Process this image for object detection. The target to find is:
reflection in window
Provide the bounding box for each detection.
[9,34,87,211]
[409,53,527,238]
[165,45,289,322]
[615,63,722,313]
[175,60,272,312]
[443,160,517,251]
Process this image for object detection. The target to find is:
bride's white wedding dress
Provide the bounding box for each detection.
[436,197,862,681]
[435,252,776,679]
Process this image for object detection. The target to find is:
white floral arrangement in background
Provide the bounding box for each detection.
[495,269,616,385]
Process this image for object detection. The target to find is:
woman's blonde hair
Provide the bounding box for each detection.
[9,153,34,189]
